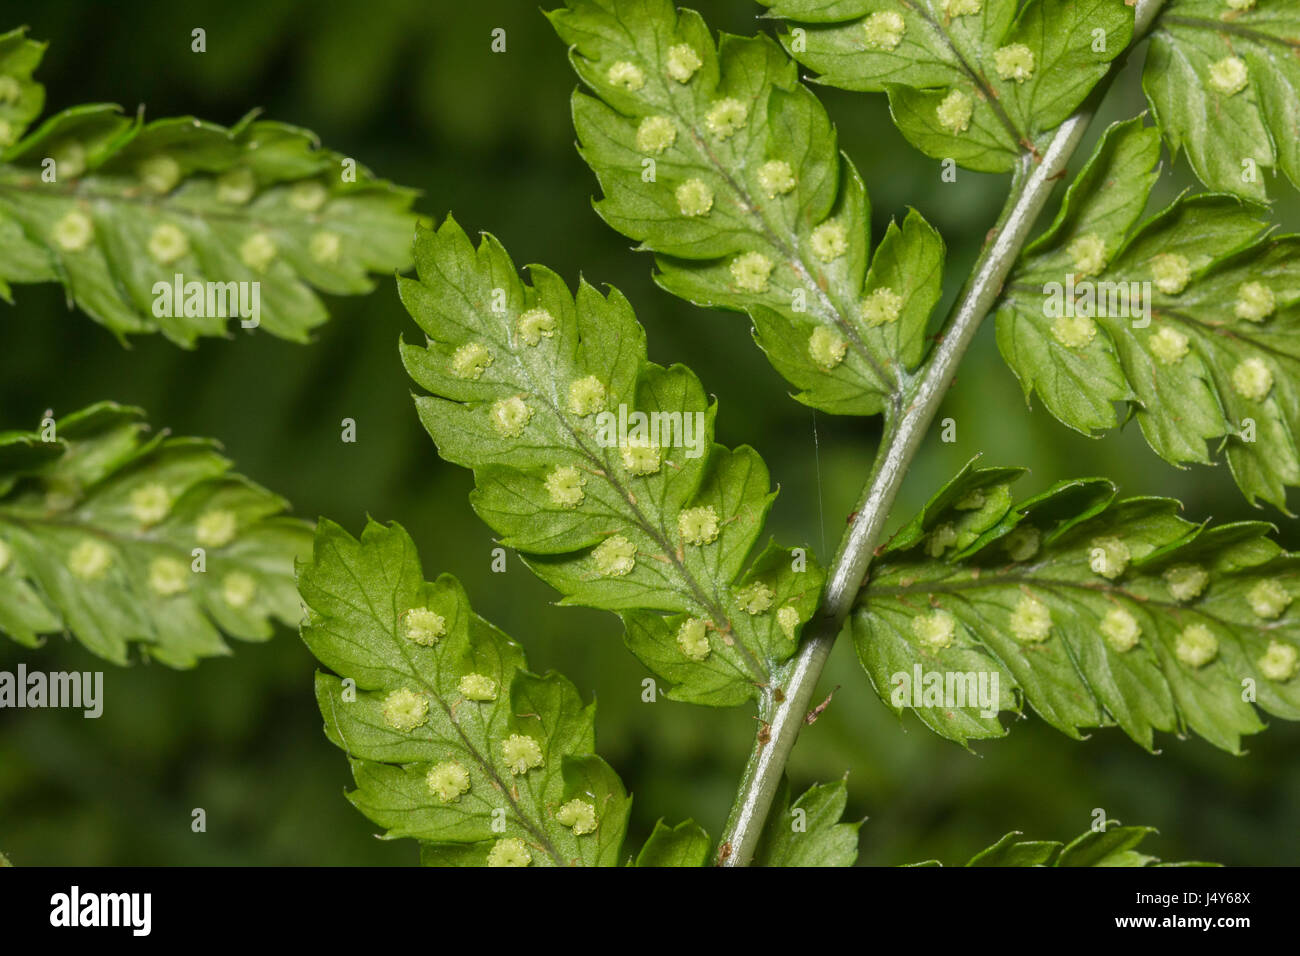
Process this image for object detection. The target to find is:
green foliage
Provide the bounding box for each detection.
[0,28,44,152]
[759,0,1133,172]
[633,819,711,865]
[908,822,1216,865]
[753,777,861,866]
[0,402,309,666]
[300,518,635,867]
[549,0,946,416]
[1144,1,1300,201]
[399,215,824,707]
[995,117,1300,509]
[0,26,418,345]
[854,460,1300,753]
[298,521,855,868]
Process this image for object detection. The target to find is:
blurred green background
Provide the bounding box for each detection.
[1,0,1297,866]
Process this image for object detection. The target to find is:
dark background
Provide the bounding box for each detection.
[1,0,1297,866]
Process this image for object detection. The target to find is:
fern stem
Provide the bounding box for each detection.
[716,0,1168,866]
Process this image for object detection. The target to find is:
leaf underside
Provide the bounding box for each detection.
[300,518,634,867]
[907,822,1217,866]
[400,214,825,708]
[855,459,1300,753]
[0,26,418,346]
[550,0,946,416]
[1144,0,1300,201]
[0,402,309,667]
[300,529,853,869]
[760,0,1134,172]
[997,116,1300,510]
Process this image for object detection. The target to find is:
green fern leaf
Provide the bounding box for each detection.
[1144,0,1300,201]
[399,216,825,708]
[0,402,309,666]
[908,822,1217,866]
[854,460,1300,753]
[0,28,44,154]
[996,116,1300,509]
[0,28,418,344]
[300,518,631,867]
[752,777,861,866]
[759,0,1134,172]
[633,819,712,866]
[549,0,946,416]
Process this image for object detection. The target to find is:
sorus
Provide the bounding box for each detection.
[666,44,702,82]
[1246,578,1291,620]
[1208,56,1248,96]
[735,581,774,614]
[810,221,848,262]
[148,557,190,596]
[381,688,429,732]
[517,308,556,347]
[545,465,587,508]
[1088,536,1130,580]
[1176,623,1218,669]
[993,44,1035,83]
[678,505,720,545]
[500,733,544,774]
[935,89,973,134]
[1003,525,1040,562]
[426,761,471,802]
[458,673,498,701]
[636,115,677,154]
[1234,281,1275,322]
[593,535,637,576]
[1148,326,1190,365]
[490,396,534,437]
[706,98,748,139]
[912,609,955,650]
[130,483,173,526]
[676,617,710,660]
[222,572,257,609]
[451,342,493,380]
[607,61,645,91]
[556,799,598,835]
[137,154,182,193]
[1150,253,1192,295]
[860,288,903,327]
[757,160,797,197]
[487,837,531,867]
[808,326,848,369]
[1009,594,1052,643]
[1163,564,1208,602]
[730,251,773,293]
[404,607,447,646]
[862,11,905,50]
[675,178,714,217]
[68,539,112,580]
[1100,606,1140,653]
